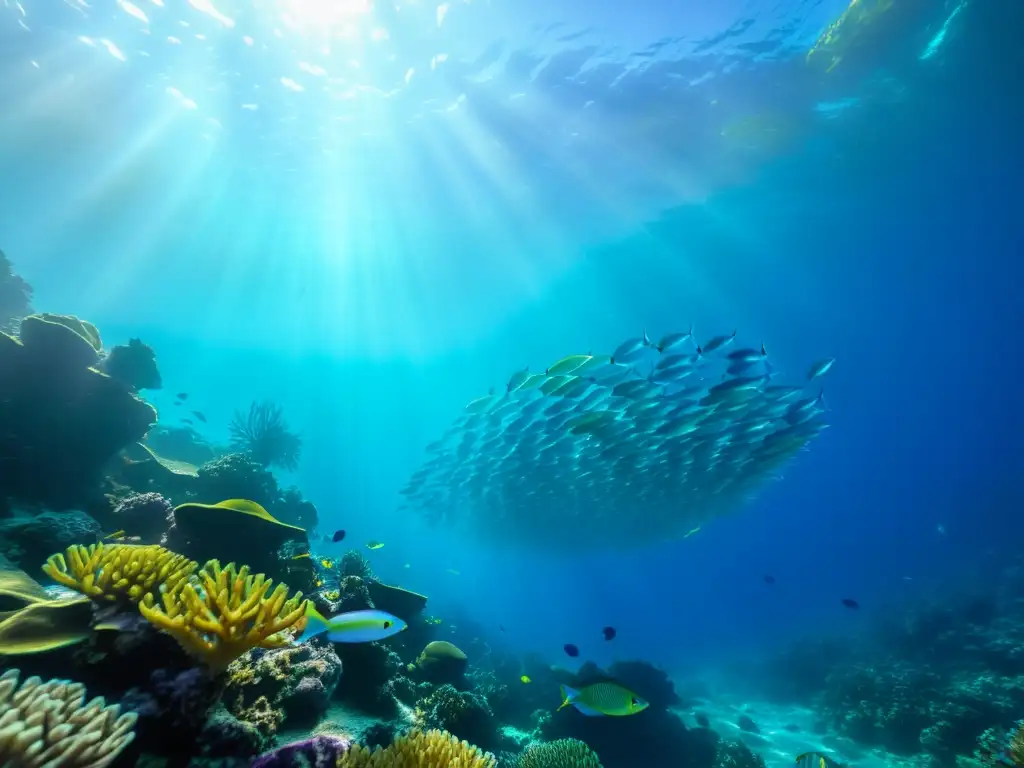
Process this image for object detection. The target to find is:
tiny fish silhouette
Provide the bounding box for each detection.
[563,643,579,657]
[181,418,193,425]
[176,392,189,400]
[173,401,183,406]
[763,575,776,585]
[332,529,346,543]
[192,411,207,423]
[841,598,860,610]
[601,626,616,641]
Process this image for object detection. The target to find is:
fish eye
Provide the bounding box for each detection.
[383,621,392,629]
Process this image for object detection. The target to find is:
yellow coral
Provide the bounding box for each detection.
[0,668,137,767]
[42,543,197,603]
[339,728,495,767]
[138,560,308,672]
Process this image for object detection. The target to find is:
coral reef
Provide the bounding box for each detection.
[0,314,156,509]
[252,734,352,767]
[108,491,174,542]
[139,559,309,672]
[226,643,343,730]
[0,248,32,332]
[712,739,768,768]
[416,683,500,751]
[519,738,603,768]
[98,337,162,392]
[194,453,281,510]
[0,509,102,571]
[0,668,137,767]
[44,543,197,603]
[339,728,496,767]
[229,400,303,472]
[143,425,217,467]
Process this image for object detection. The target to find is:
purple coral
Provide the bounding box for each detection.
[252,735,352,768]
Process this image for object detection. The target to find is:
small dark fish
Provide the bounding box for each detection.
[332,529,346,543]
[601,626,616,641]
[173,401,183,406]
[763,574,776,585]
[180,418,193,425]
[563,643,579,657]
[499,625,505,632]
[841,598,859,610]
[192,411,207,423]
[694,713,710,728]
[176,392,189,400]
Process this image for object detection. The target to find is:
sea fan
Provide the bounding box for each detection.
[228,400,302,471]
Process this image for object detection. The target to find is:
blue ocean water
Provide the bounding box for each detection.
[1,0,1021,764]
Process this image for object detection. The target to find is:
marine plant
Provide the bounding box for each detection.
[0,668,137,767]
[229,400,302,472]
[0,563,95,654]
[519,739,603,768]
[338,728,496,767]
[138,559,309,672]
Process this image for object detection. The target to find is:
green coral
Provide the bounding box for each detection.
[519,739,603,768]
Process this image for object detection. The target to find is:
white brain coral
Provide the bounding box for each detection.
[0,668,137,768]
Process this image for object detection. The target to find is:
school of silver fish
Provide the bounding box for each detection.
[400,329,835,549]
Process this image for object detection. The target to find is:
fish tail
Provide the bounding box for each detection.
[642,328,651,346]
[293,602,329,644]
[557,684,578,711]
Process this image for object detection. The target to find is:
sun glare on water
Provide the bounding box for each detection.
[271,0,372,39]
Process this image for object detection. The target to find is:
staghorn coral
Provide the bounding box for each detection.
[0,668,137,768]
[229,400,302,472]
[339,728,495,768]
[519,738,603,768]
[43,543,197,603]
[138,559,308,672]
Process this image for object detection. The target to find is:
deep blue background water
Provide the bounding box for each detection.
[1,0,1019,680]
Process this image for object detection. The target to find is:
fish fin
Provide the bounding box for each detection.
[572,701,605,716]
[557,684,577,711]
[293,603,328,644]
[642,328,651,346]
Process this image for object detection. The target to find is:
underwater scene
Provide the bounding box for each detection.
[0,0,1021,766]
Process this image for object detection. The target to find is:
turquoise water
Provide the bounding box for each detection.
[1,0,1020,766]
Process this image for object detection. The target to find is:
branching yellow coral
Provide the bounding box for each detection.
[0,668,137,767]
[42,543,197,603]
[138,560,308,672]
[339,729,495,767]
